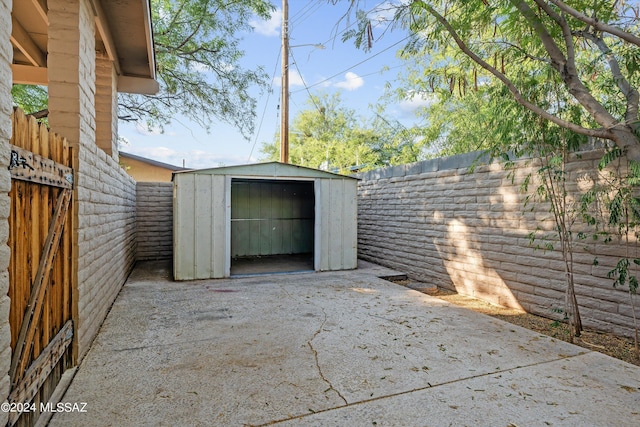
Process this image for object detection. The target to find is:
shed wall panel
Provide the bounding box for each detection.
[317,178,358,271]
[343,181,358,268]
[173,174,226,280]
[174,174,196,280]
[318,179,330,271]
[329,180,343,270]
[211,175,226,277]
[194,174,213,279]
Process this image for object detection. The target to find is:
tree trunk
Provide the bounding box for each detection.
[623,137,640,162]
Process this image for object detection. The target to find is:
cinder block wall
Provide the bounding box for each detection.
[357,150,639,338]
[136,182,173,260]
[95,53,118,158]
[76,144,137,359]
[0,0,12,421]
[45,0,138,360]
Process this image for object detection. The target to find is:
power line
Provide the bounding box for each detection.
[286,0,403,96]
[291,35,411,94]
[290,0,323,27]
[248,51,282,161]
[250,1,409,161]
[289,49,324,114]
[289,0,317,22]
[352,63,408,79]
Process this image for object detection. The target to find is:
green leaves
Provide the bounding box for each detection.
[260,93,422,172]
[120,0,275,138]
[11,85,47,116]
[340,0,640,152]
[599,147,623,171]
[608,257,637,293]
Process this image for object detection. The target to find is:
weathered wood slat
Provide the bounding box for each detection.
[9,144,73,189]
[8,108,75,427]
[9,188,73,384]
[7,320,73,426]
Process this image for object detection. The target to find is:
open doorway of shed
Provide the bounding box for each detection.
[230,178,315,276]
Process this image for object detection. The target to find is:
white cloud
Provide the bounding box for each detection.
[190,62,209,73]
[289,70,305,87]
[135,122,163,136]
[273,69,305,87]
[316,78,332,89]
[398,91,436,113]
[250,8,281,37]
[334,72,364,91]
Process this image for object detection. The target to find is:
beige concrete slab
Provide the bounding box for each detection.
[49,261,640,426]
[278,352,640,426]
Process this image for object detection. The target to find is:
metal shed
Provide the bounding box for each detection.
[172,162,358,280]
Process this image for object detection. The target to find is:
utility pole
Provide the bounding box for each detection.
[280,0,289,163]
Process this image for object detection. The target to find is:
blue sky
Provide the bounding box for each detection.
[119,1,427,169]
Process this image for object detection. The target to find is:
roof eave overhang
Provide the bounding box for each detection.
[11,0,159,95]
[117,0,158,94]
[101,0,158,94]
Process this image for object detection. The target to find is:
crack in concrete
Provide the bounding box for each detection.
[111,336,222,352]
[308,306,348,406]
[278,283,348,406]
[256,351,596,426]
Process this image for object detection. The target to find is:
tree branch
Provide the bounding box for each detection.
[174,16,206,52]
[159,0,189,36]
[484,41,551,64]
[577,30,640,133]
[512,0,567,68]
[548,0,640,47]
[517,0,621,132]
[535,0,577,72]
[28,108,49,119]
[412,0,613,140]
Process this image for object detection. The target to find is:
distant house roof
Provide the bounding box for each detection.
[172,161,360,181]
[120,152,189,171]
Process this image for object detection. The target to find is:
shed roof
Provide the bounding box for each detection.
[172,162,359,181]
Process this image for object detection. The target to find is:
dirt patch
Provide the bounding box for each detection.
[393,280,640,366]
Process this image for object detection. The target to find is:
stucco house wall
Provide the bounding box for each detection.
[120,151,188,182]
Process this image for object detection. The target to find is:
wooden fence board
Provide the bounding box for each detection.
[10,188,72,383]
[7,320,73,427]
[8,108,75,427]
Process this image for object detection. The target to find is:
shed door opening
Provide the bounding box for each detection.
[230,179,315,275]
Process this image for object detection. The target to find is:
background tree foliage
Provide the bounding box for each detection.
[340,0,640,156]
[12,0,274,139]
[11,85,47,115]
[120,0,274,138]
[260,93,423,173]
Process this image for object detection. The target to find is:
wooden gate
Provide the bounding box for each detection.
[6,108,75,427]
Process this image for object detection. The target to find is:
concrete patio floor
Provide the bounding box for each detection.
[49,260,640,426]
